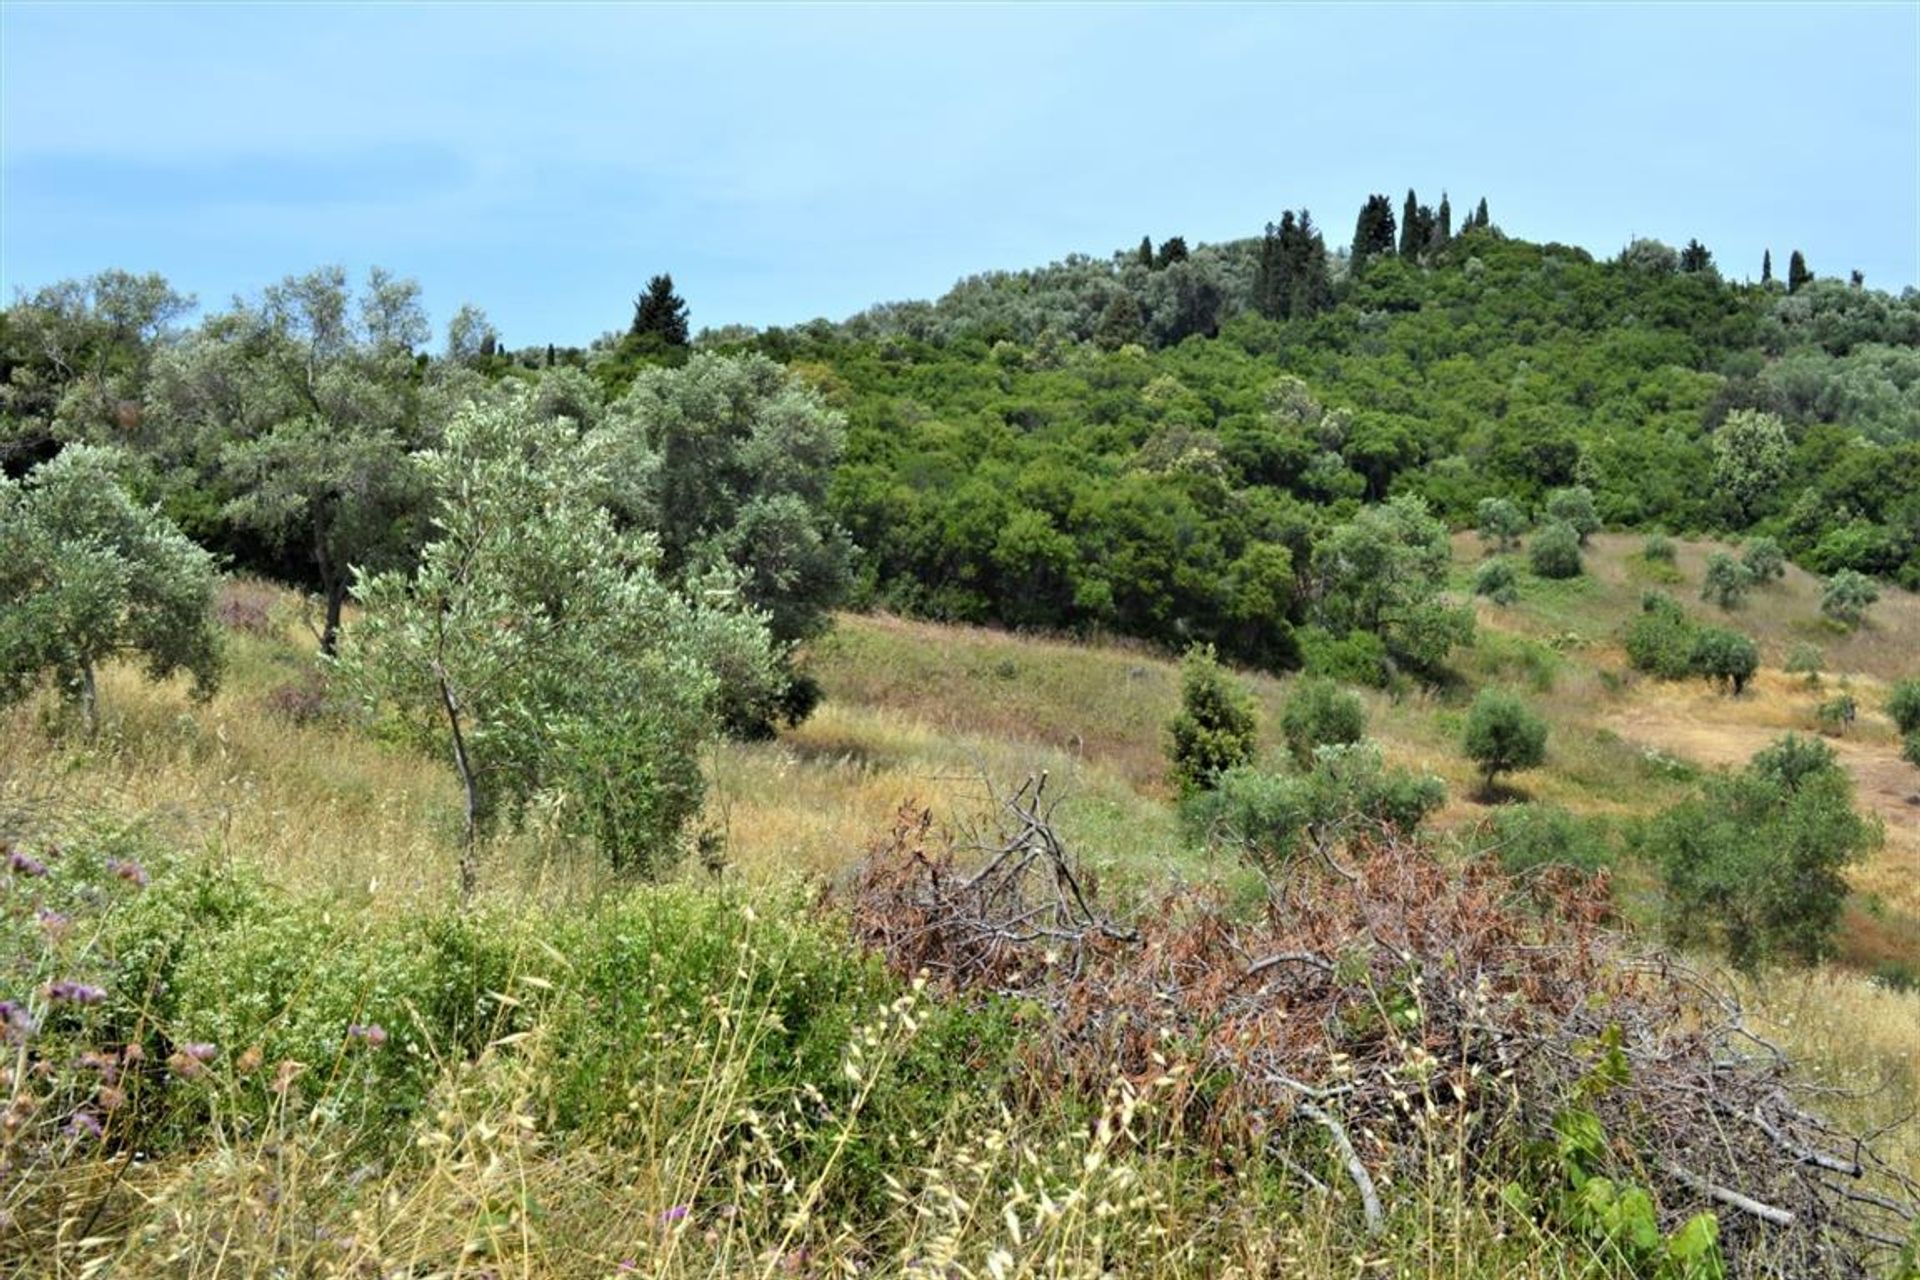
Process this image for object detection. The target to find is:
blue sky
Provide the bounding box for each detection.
[3,3,1916,345]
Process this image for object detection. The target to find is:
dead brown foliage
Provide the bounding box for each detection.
[843,776,1918,1277]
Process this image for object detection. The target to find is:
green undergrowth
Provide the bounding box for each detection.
[2,814,1715,1277]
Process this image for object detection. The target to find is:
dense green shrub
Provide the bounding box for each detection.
[1886,678,1920,736]
[1166,644,1258,795]
[1474,557,1519,605]
[1467,804,1614,877]
[1278,677,1366,769]
[1641,532,1676,563]
[1187,744,1445,870]
[1296,625,1392,688]
[1529,521,1584,580]
[1648,734,1879,969]
[1624,593,1698,680]
[1462,689,1549,793]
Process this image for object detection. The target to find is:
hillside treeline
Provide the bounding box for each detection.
[5,191,1918,676]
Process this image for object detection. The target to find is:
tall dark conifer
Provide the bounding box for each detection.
[1137,236,1155,268]
[1400,189,1421,258]
[1435,192,1453,246]
[631,274,690,346]
[1788,250,1812,293]
[1474,196,1490,230]
[1350,194,1397,268]
[1762,249,1773,284]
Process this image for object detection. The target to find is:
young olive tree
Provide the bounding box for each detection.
[1700,552,1753,610]
[1542,486,1600,546]
[336,395,775,898]
[1475,497,1526,553]
[1462,689,1548,796]
[0,446,221,731]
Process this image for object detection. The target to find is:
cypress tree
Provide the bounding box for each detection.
[631,273,690,346]
[1762,249,1773,284]
[1435,191,1453,245]
[1474,196,1490,230]
[1788,250,1812,293]
[1400,189,1421,258]
[1137,235,1155,268]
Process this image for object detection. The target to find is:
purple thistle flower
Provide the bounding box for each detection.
[37,908,71,937]
[7,849,48,878]
[346,1023,388,1048]
[46,980,106,1005]
[108,858,149,889]
[660,1204,691,1224]
[65,1111,103,1140]
[182,1042,217,1062]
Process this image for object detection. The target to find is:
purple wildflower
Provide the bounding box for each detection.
[182,1042,217,1062]
[7,849,48,878]
[0,1000,35,1041]
[36,908,71,938]
[108,858,149,889]
[65,1111,103,1140]
[660,1204,691,1225]
[346,1023,388,1048]
[46,980,106,1005]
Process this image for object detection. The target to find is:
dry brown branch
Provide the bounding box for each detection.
[840,779,1920,1279]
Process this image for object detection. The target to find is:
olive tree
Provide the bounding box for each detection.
[603,353,853,734]
[336,395,776,897]
[1542,486,1600,546]
[1700,552,1753,610]
[1462,689,1548,796]
[149,267,434,654]
[1475,497,1526,552]
[1820,570,1879,629]
[0,446,221,731]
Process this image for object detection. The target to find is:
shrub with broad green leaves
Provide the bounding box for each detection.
[1689,626,1758,695]
[1648,734,1879,969]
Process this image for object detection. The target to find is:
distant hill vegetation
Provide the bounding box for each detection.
[6,192,1918,676]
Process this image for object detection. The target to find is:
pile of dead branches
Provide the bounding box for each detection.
[842,775,1918,1278]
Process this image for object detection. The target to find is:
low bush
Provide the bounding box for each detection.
[1529,521,1584,580]
[1474,556,1520,605]
[1278,677,1367,769]
[1466,803,1614,877]
[1625,593,1697,679]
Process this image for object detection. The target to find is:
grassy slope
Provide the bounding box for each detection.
[5,539,1917,1196]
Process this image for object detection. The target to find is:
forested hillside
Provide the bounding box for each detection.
[7,193,1918,685]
